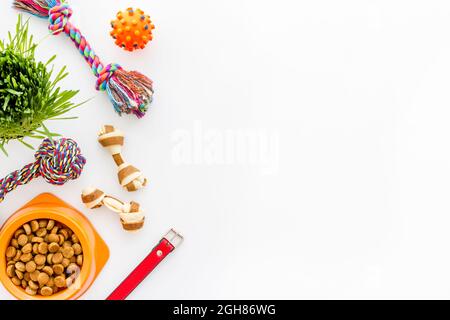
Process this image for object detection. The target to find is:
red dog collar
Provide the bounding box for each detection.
[107,229,184,300]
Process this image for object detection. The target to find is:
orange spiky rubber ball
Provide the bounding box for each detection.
[110,8,155,51]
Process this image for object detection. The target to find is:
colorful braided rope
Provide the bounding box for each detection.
[0,138,86,203]
[14,0,154,118]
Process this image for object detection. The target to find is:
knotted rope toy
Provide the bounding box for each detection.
[98,125,147,192]
[0,138,86,203]
[81,187,145,231]
[14,0,154,118]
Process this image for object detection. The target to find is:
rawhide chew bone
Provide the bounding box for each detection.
[14,0,154,118]
[98,125,147,192]
[0,138,86,203]
[81,187,145,231]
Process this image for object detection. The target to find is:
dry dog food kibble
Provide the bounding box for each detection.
[5,219,83,297]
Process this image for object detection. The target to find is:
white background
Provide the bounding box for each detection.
[1,0,450,300]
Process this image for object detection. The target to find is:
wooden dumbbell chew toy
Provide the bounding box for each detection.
[98,125,147,192]
[81,187,145,231]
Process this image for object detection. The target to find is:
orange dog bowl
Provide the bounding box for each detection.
[0,193,109,300]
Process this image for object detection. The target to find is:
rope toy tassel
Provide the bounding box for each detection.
[0,138,86,203]
[13,0,154,118]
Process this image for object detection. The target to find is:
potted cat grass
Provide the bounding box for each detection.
[0,16,82,155]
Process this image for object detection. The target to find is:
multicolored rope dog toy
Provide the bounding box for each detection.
[0,138,86,203]
[13,0,154,118]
